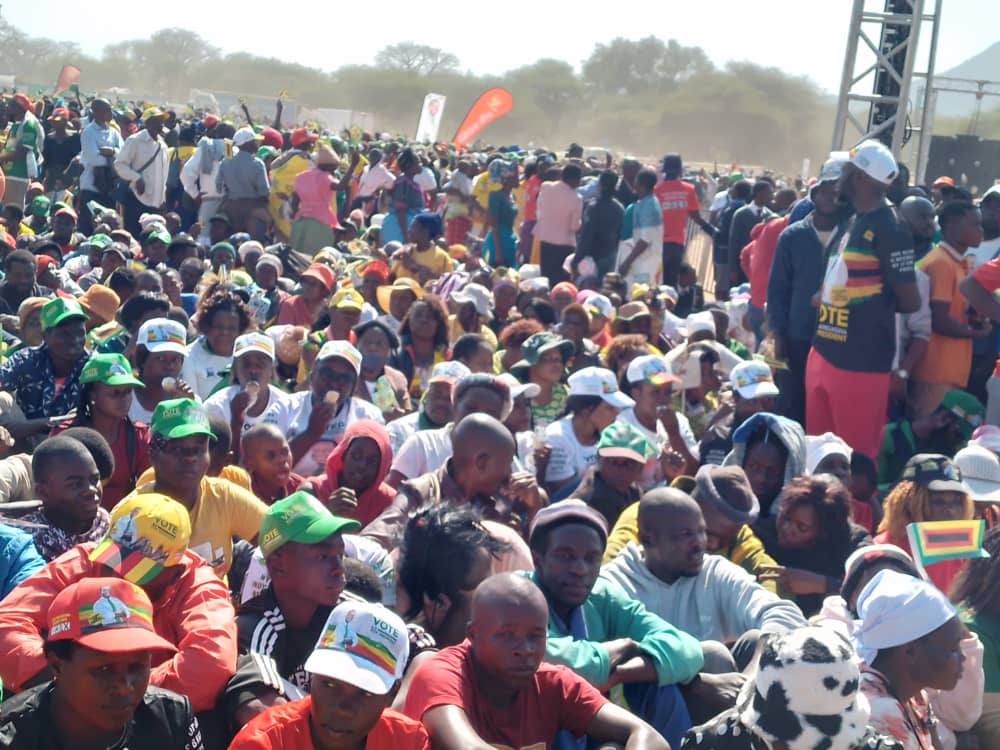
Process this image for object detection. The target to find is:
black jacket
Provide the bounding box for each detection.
[0,682,203,749]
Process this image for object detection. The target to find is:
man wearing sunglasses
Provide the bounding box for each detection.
[288,341,384,477]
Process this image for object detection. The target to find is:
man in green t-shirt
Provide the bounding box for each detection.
[0,94,44,179]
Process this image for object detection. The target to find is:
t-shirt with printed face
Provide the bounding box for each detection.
[403,641,606,750]
[813,203,916,373]
[653,179,699,245]
[544,415,598,483]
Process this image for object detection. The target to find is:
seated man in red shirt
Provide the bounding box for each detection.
[229,600,429,750]
[403,572,669,750]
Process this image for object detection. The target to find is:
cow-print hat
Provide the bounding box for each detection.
[735,626,870,750]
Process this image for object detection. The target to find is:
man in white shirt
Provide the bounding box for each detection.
[114,107,169,236]
[78,98,124,235]
[180,122,235,226]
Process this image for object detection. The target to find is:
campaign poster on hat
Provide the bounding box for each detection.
[415,93,446,142]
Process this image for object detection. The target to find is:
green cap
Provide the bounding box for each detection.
[597,422,655,464]
[145,228,172,246]
[88,233,113,251]
[80,353,145,387]
[941,390,985,439]
[30,195,51,217]
[260,491,361,558]
[40,297,88,331]
[150,398,213,440]
[256,145,278,161]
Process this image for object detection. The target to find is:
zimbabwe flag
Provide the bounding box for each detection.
[906,520,990,571]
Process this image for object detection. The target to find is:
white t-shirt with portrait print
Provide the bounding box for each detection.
[286,393,385,476]
[180,337,233,401]
[544,415,598,483]
[204,384,299,436]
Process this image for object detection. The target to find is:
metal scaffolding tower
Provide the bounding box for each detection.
[832,0,943,173]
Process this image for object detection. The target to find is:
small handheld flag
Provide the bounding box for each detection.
[906,520,989,580]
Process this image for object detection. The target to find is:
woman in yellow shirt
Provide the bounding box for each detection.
[389,211,453,285]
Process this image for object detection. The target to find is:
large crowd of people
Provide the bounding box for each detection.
[0,90,998,750]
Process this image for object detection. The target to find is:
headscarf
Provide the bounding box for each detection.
[306,421,395,527]
[412,211,442,239]
[852,569,956,664]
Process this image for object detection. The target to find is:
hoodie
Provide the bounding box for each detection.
[305,420,395,527]
[722,412,806,516]
[600,543,806,643]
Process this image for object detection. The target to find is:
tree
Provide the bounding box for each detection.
[582,37,712,96]
[374,43,460,75]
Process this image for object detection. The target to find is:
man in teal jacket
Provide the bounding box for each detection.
[526,499,704,750]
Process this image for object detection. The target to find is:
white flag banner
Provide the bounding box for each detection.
[415,93,446,142]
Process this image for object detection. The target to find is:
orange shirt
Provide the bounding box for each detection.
[914,242,972,386]
[229,699,430,750]
[653,179,699,244]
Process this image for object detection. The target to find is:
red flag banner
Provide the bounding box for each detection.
[55,64,81,93]
[452,88,513,149]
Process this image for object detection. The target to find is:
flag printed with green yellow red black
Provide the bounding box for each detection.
[906,520,990,578]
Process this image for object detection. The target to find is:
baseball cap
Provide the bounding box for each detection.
[953,445,1000,503]
[233,127,263,148]
[316,340,362,375]
[89,494,192,584]
[144,227,172,246]
[616,301,650,321]
[848,139,899,185]
[259,491,360,559]
[46,577,176,654]
[730,360,779,400]
[233,331,276,361]
[301,262,336,292]
[330,288,364,312]
[40,297,88,331]
[625,354,679,387]
[291,128,320,147]
[567,366,635,409]
[940,390,984,439]
[429,360,471,384]
[54,206,78,222]
[933,175,956,188]
[80,353,145,388]
[685,311,716,338]
[497,372,540,400]
[303,601,409,694]
[136,317,188,356]
[150,398,213,440]
[597,422,655,464]
[528,499,609,547]
[103,241,132,261]
[141,106,165,120]
[900,453,971,494]
[583,293,613,320]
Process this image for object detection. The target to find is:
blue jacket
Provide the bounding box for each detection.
[0,523,44,599]
[767,215,838,343]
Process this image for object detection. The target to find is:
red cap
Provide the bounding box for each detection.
[290,128,319,147]
[35,255,55,275]
[301,262,335,291]
[552,281,578,299]
[47,107,70,121]
[259,127,283,149]
[202,114,220,129]
[46,577,177,654]
[11,93,31,111]
[54,206,78,221]
[933,175,955,188]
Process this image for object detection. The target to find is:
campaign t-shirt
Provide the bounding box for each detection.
[286,393,385,476]
[229,698,429,750]
[813,203,916,373]
[403,641,606,750]
[544,415,598,483]
[653,179,699,245]
[391,425,454,481]
[180,338,234,401]
[204,384,299,436]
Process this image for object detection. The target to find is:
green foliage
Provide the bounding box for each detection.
[0,20,834,172]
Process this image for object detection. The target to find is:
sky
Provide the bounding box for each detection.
[5,0,996,95]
